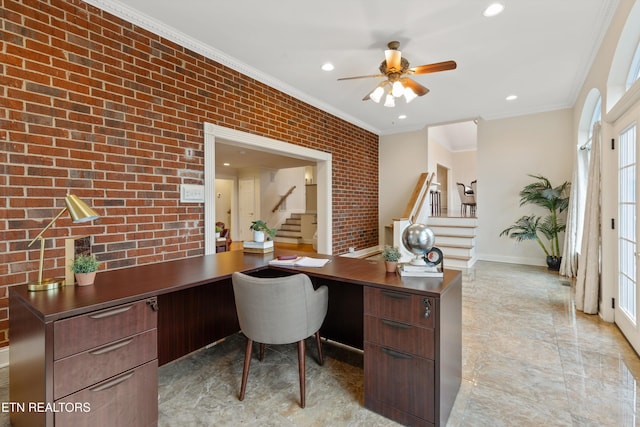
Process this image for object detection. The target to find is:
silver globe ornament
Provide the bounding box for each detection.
[402,223,435,260]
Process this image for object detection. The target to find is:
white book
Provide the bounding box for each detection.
[268,256,330,268]
[243,240,274,249]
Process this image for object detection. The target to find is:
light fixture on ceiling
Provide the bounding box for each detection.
[339,41,456,108]
[398,114,407,120]
[367,78,420,107]
[321,62,334,71]
[506,94,518,101]
[483,3,504,17]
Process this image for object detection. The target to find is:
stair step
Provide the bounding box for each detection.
[279,224,301,231]
[274,236,302,244]
[277,230,302,238]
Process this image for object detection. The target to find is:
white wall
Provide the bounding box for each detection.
[261,167,306,228]
[379,128,428,245]
[476,109,574,266]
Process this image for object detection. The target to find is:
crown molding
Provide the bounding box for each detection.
[83,0,380,135]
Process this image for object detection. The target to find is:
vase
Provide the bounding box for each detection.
[546,256,562,271]
[75,271,97,286]
[253,230,265,242]
[385,261,398,273]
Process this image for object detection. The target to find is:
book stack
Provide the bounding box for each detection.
[398,263,443,278]
[243,240,274,253]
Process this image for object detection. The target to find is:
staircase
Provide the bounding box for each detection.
[274,213,304,244]
[426,216,478,270]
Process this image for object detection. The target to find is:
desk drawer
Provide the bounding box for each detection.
[364,315,434,359]
[364,288,435,328]
[54,298,157,360]
[54,328,157,399]
[364,342,435,423]
[55,359,158,427]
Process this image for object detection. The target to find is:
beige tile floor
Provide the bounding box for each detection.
[2,261,639,426]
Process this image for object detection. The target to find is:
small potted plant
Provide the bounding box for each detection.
[381,245,402,273]
[249,220,276,242]
[71,254,101,286]
[215,225,222,238]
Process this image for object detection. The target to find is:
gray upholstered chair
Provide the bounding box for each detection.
[231,272,328,408]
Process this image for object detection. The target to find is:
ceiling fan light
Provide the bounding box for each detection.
[403,87,418,103]
[370,86,385,103]
[384,94,395,108]
[392,81,405,98]
[384,49,402,71]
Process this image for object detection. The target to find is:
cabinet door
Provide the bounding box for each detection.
[364,342,435,423]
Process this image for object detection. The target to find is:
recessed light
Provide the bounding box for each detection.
[483,3,504,17]
[321,63,334,71]
[398,115,407,120]
[223,162,230,166]
[506,94,518,101]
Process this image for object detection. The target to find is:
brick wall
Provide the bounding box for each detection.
[0,0,379,347]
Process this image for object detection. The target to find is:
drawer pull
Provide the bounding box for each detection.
[381,319,411,329]
[382,347,412,359]
[380,290,410,300]
[89,305,133,319]
[90,371,134,392]
[89,338,133,355]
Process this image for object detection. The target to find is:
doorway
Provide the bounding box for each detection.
[436,163,449,215]
[203,123,333,255]
[614,105,639,353]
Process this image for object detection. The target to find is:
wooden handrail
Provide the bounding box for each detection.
[402,172,433,222]
[272,186,296,212]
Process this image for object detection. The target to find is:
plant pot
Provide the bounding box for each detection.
[75,271,97,286]
[253,230,265,242]
[546,256,562,271]
[215,232,221,238]
[384,261,398,273]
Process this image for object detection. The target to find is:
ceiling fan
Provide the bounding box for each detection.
[338,41,457,107]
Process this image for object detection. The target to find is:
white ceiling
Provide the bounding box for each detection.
[88,0,619,162]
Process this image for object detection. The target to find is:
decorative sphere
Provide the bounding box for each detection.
[402,223,435,255]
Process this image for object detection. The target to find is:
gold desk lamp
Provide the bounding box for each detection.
[27,193,100,291]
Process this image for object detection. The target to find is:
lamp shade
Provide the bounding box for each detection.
[65,194,99,223]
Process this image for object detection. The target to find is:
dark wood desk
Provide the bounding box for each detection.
[9,251,461,427]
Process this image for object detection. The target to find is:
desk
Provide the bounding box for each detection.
[9,251,461,427]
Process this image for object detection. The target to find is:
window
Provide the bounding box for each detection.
[626,40,640,90]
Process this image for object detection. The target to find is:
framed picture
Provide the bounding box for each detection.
[65,236,91,286]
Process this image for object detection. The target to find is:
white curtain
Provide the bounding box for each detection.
[560,165,580,277]
[575,122,601,314]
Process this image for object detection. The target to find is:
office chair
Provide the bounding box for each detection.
[231,272,328,408]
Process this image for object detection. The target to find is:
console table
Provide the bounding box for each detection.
[9,251,461,427]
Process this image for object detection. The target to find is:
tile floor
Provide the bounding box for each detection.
[2,261,639,426]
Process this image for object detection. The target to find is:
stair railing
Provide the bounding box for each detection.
[401,172,434,223]
[271,185,296,213]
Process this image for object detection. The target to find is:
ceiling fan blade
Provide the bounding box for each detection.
[410,60,457,75]
[400,78,429,96]
[337,74,384,81]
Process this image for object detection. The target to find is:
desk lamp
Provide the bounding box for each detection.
[27,193,100,291]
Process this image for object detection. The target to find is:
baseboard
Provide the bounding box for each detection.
[0,346,9,368]
[477,254,546,267]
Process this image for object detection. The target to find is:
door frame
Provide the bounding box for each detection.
[612,106,640,352]
[203,123,333,255]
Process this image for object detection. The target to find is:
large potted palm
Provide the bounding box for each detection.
[499,174,570,270]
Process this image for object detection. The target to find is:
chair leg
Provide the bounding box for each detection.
[297,340,306,408]
[315,331,324,366]
[239,338,253,401]
[259,343,265,361]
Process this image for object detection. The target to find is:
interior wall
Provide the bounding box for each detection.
[214,179,233,230]
[379,128,428,246]
[261,167,306,229]
[476,109,574,266]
